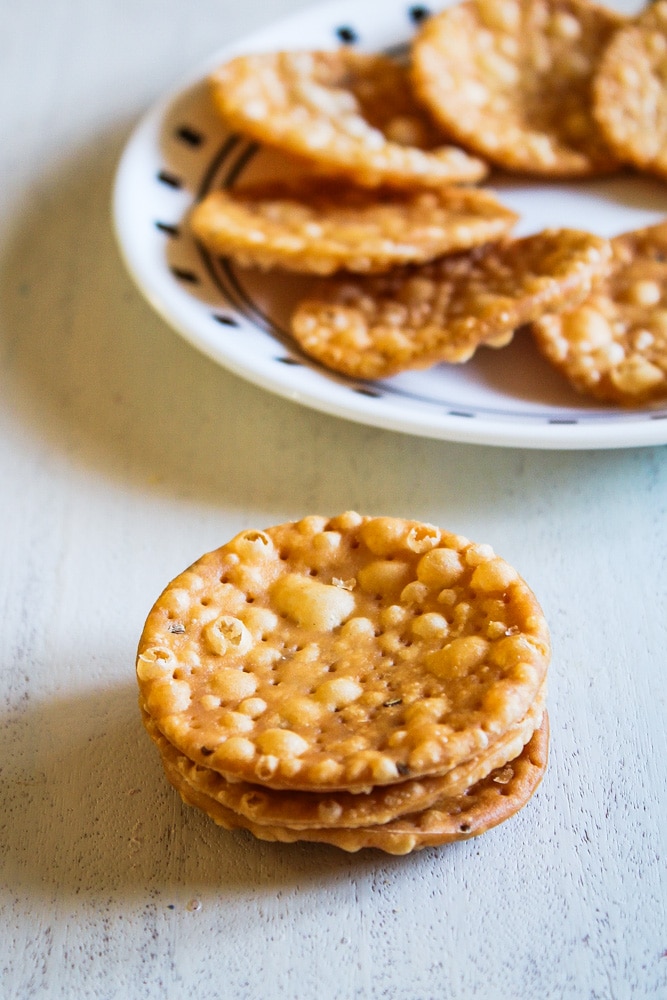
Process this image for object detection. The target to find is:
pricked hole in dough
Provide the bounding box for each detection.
[279,550,290,561]
[201,597,211,607]
[246,595,256,604]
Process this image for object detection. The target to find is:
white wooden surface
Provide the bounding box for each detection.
[1,1,666,997]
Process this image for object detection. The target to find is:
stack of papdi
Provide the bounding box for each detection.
[137,513,550,854]
[188,0,667,405]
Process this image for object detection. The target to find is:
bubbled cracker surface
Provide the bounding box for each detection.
[161,714,549,854]
[411,0,623,177]
[145,687,544,829]
[208,49,488,188]
[593,1,667,180]
[290,229,612,379]
[137,513,550,791]
[189,180,518,275]
[531,222,667,404]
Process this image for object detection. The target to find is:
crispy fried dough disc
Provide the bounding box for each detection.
[144,685,544,829]
[137,513,550,792]
[593,1,667,182]
[290,229,612,379]
[531,222,667,405]
[161,714,549,854]
[208,49,488,187]
[411,0,623,177]
[189,180,518,275]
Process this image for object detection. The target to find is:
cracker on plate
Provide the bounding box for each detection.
[208,48,488,188]
[189,179,518,275]
[531,222,667,405]
[290,229,612,379]
[411,0,623,177]
[593,0,667,182]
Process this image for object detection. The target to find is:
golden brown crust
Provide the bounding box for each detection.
[593,1,667,181]
[290,229,612,378]
[208,49,488,187]
[137,513,551,792]
[143,683,545,829]
[411,0,623,177]
[189,180,518,275]
[160,714,549,854]
[531,222,667,404]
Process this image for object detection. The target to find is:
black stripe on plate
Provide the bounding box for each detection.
[155,222,179,236]
[448,410,474,418]
[157,170,183,188]
[213,314,240,327]
[176,125,204,146]
[171,267,199,283]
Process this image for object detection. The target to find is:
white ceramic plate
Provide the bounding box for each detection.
[112,0,667,449]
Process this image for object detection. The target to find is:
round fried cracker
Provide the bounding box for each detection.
[189,180,518,275]
[290,228,612,379]
[411,0,623,177]
[143,686,545,829]
[161,714,549,854]
[531,222,667,405]
[208,49,488,188]
[593,1,667,182]
[137,513,550,792]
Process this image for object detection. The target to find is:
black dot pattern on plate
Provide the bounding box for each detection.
[408,5,431,22]
[336,25,358,43]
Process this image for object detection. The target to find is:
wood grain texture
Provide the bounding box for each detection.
[0,0,665,997]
